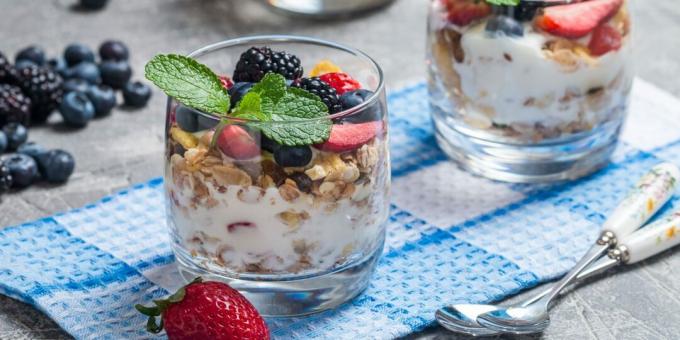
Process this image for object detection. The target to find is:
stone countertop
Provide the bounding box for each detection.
[1,0,679,339]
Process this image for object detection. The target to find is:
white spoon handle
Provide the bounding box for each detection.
[613,211,680,264]
[602,163,680,240]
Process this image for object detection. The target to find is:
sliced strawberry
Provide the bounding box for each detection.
[588,24,622,56]
[219,75,233,90]
[319,72,361,95]
[535,0,623,38]
[315,121,383,153]
[442,0,491,27]
[217,125,260,160]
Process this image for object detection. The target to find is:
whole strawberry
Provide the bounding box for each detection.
[135,278,270,340]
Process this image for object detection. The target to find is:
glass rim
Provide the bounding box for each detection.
[176,34,385,125]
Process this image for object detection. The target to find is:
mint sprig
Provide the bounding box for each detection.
[485,0,520,5]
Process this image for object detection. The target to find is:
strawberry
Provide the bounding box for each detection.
[136,277,269,340]
[318,72,361,95]
[588,24,622,56]
[535,0,623,38]
[315,121,383,152]
[219,75,234,90]
[442,0,491,27]
[216,125,260,160]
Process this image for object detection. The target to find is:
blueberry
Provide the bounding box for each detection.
[485,15,524,37]
[79,0,109,10]
[17,141,47,160]
[175,105,200,132]
[228,82,254,108]
[274,145,312,167]
[59,92,95,127]
[197,114,218,130]
[99,60,132,89]
[122,81,151,108]
[99,40,129,61]
[65,62,101,84]
[261,134,280,153]
[47,57,69,76]
[2,123,28,151]
[0,153,38,188]
[63,78,90,94]
[336,89,381,124]
[0,162,12,193]
[64,43,95,67]
[86,84,117,116]
[0,131,7,154]
[289,172,312,193]
[36,149,75,183]
[15,45,45,66]
[14,59,37,71]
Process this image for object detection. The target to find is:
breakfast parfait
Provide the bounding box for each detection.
[428,0,634,142]
[147,43,389,280]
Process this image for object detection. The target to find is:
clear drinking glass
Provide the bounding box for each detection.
[164,36,390,316]
[266,0,395,17]
[427,0,634,182]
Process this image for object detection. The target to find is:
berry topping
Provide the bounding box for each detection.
[16,45,46,66]
[99,60,132,89]
[233,47,303,83]
[86,84,117,116]
[315,121,382,152]
[0,162,12,194]
[65,62,102,84]
[219,75,234,90]
[36,149,75,183]
[99,40,129,61]
[122,81,152,108]
[59,92,95,127]
[136,277,270,340]
[336,89,381,124]
[442,0,492,27]
[485,15,524,37]
[588,24,622,56]
[228,82,255,108]
[175,105,201,133]
[535,0,623,39]
[292,77,342,113]
[217,125,260,160]
[0,84,31,127]
[14,65,63,123]
[2,123,28,151]
[309,60,342,77]
[0,153,38,188]
[64,43,95,67]
[274,145,313,167]
[318,72,361,95]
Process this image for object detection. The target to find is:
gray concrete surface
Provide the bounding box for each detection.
[1,0,679,339]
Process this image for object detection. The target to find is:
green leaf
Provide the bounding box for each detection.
[232,92,269,121]
[134,304,160,317]
[250,73,287,103]
[485,0,520,5]
[260,91,331,146]
[144,54,230,114]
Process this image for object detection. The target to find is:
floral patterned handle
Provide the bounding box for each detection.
[612,211,680,264]
[602,163,680,239]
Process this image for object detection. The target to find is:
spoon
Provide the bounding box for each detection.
[436,163,680,336]
[475,163,680,334]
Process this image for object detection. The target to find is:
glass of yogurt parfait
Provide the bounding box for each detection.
[427,0,634,182]
[151,36,389,316]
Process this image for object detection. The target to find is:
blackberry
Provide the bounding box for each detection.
[232,47,303,82]
[0,162,11,194]
[292,77,342,113]
[0,84,31,127]
[0,52,16,84]
[14,65,63,123]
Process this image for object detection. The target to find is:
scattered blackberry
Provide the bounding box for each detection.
[0,84,31,126]
[14,65,64,123]
[0,162,12,194]
[232,47,303,82]
[292,77,342,113]
[0,52,16,84]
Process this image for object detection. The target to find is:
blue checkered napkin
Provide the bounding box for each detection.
[1,79,680,339]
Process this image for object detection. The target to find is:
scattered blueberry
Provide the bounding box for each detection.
[79,0,109,10]
[99,40,129,61]
[336,89,381,124]
[175,105,200,132]
[274,145,312,167]
[36,149,75,183]
[63,78,90,94]
[261,134,280,153]
[47,57,69,76]
[65,62,101,84]
[289,172,312,193]
[228,82,254,108]
[2,123,28,151]
[59,92,95,127]
[14,59,37,71]
[64,43,95,66]
[0,131,7,154]
[122,81,151,108]
[485,15,524,37]
[0,162,12,193]
[0,153,38,188]
[15,45,46,66]
[17,141,47,160]
[99,60,132,89]
[86,84,117,116]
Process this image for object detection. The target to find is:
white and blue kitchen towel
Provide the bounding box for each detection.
[2,78,680,339]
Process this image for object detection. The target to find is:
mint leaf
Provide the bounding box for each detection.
[485,0,519,5]
[260,91,331,146]
[233,92,268,121]
[250,73,287,104]
[144,54,230,115]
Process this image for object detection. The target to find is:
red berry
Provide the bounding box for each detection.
[442,0,491,27]
[219,75,234,90]
[227,221,256,232]
[136,278,269,340]
[588,24,622,56]
[217,125,260,160]
[535,0,623,38]
[315,121,383,152]
[318,72,361,95]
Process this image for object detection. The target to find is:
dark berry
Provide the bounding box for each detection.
[197,114,218,130]
[514,3,541,22]
[79,0,109,10]
[228,82,254,108]
[289,172,312,193]
[292,77,342,113]
[485,15,524,37]
[59,92,95,127]
[16,46,45,66]
[65,62,101,84]
[122,81,151,108]
[63,78,90,94]
[232,47,303,82]
[175,105,200,132]
[0,162,11,193]
[17,141,47,160]
[86,84,117,116]
[47,57,68,76]
[274,145,312,168]
[336,89,381,124]
[260,134,280,153]
[99,60,132,89]
[14,65,63,123]
[99,40,129,61]
[0,84,31,126]
[36,149,75,183]
[15,59,37,71]
[0,153,38,188]
[0,131,6,154]
[64,43,95,67]
[2,123,28,150]
[0,52,16,84]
